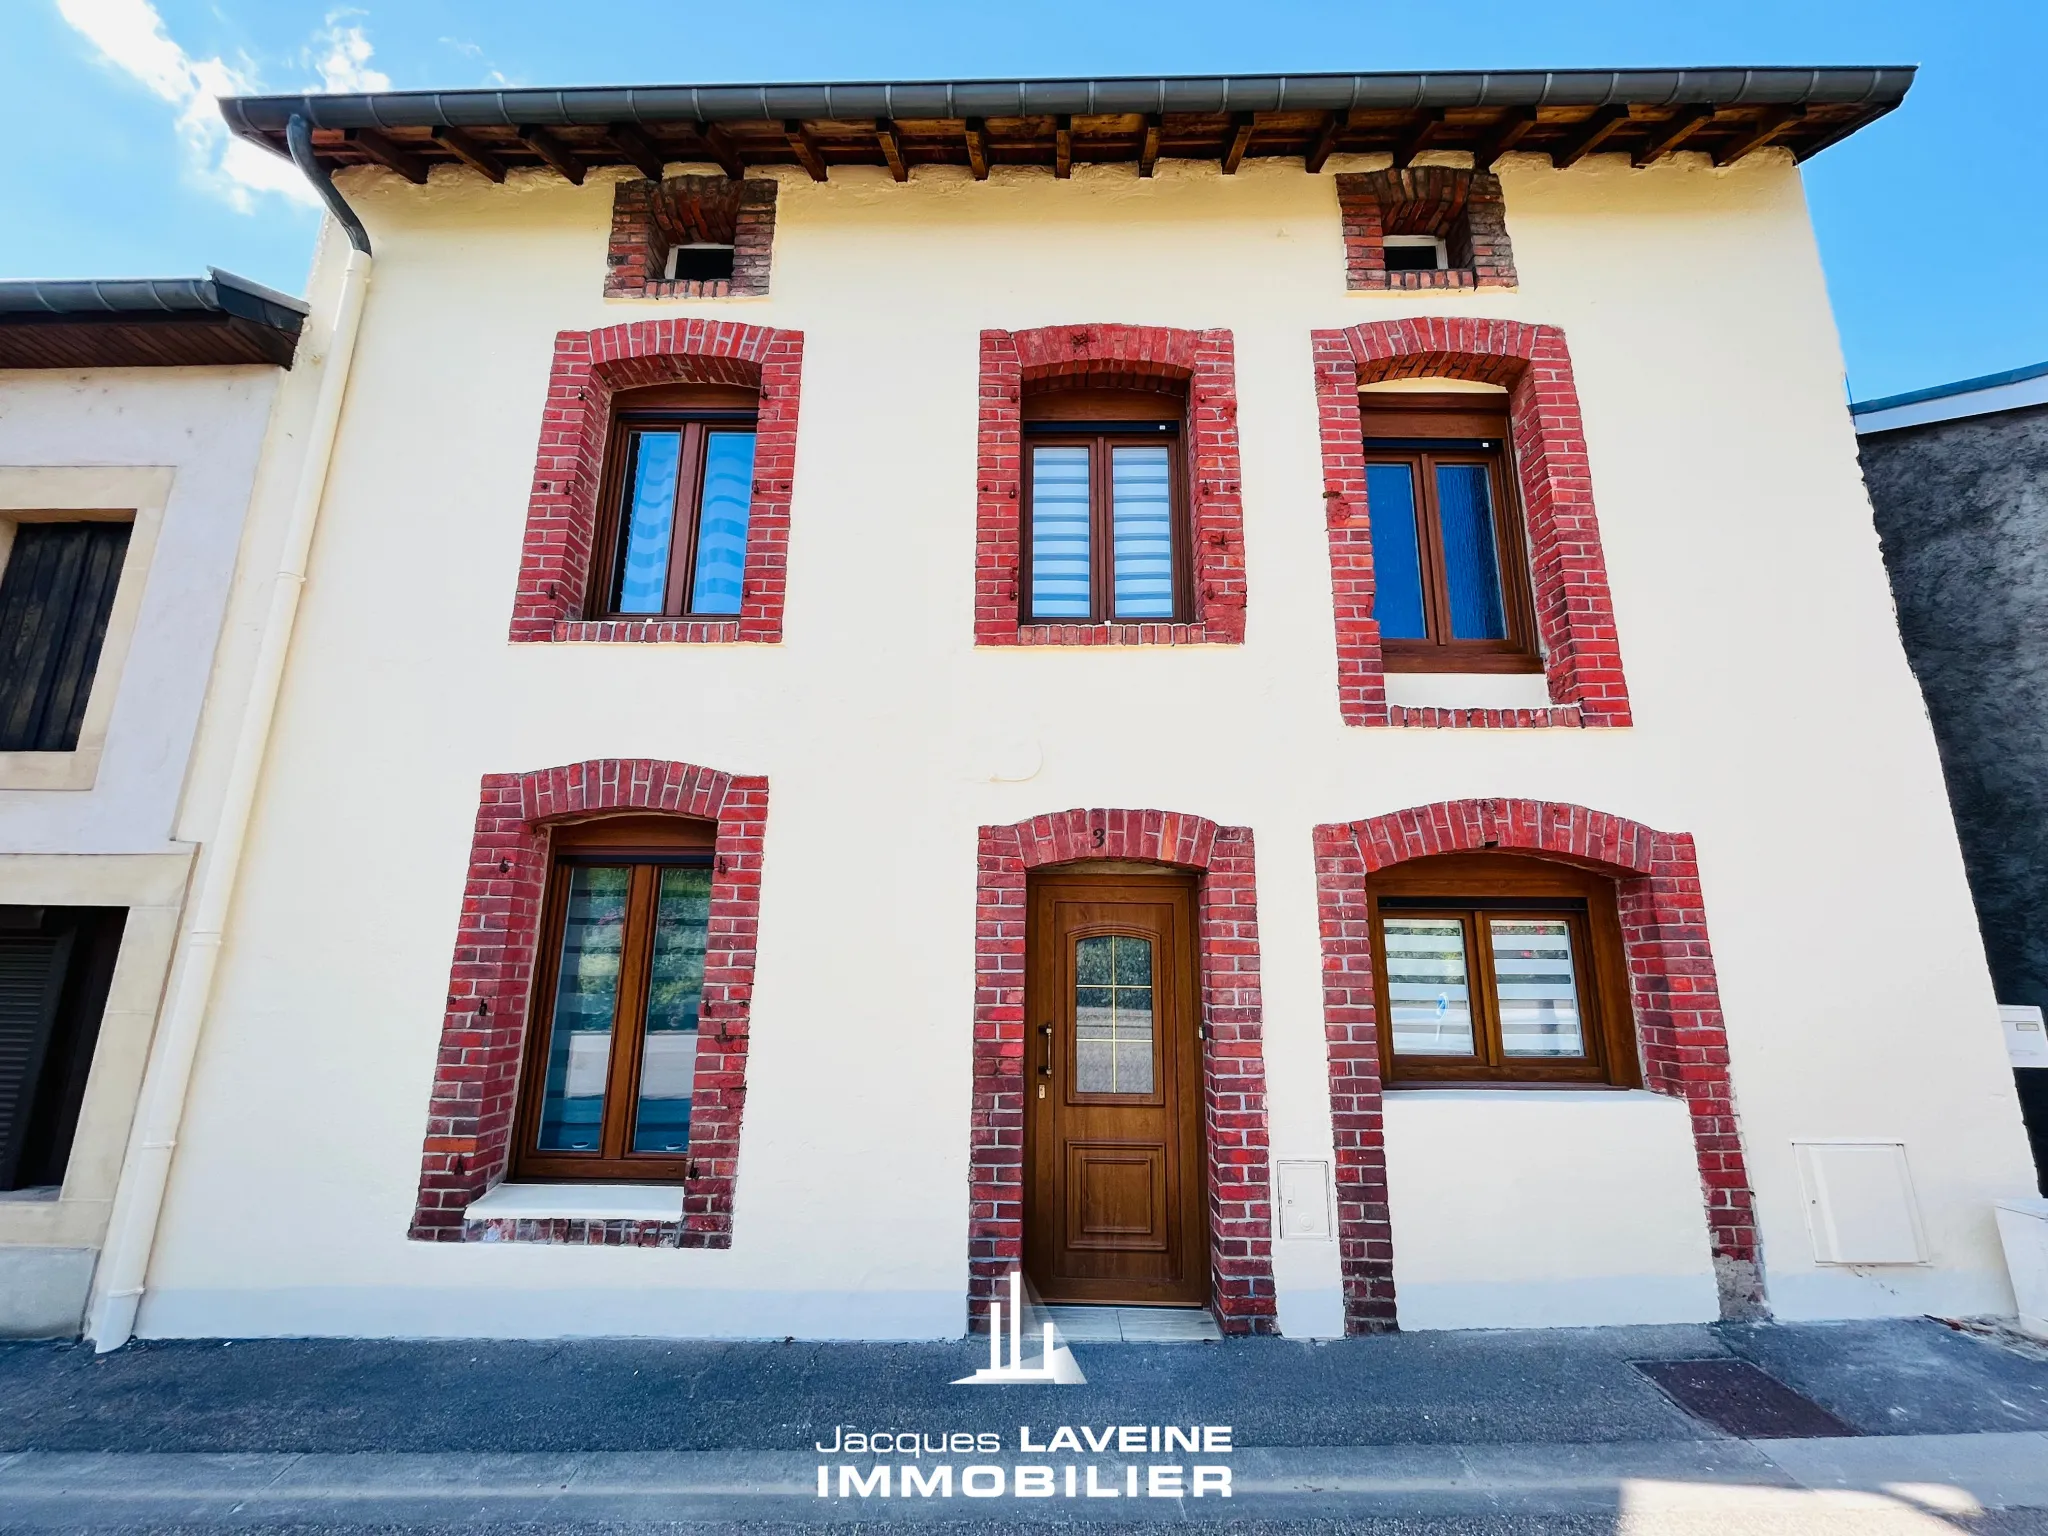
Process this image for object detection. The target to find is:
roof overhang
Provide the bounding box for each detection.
[1852,361,2048,436]
[0,269,309,369]
[219,66,1914,186]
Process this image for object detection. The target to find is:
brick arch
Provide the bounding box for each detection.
[970,809,1277,1333]
[1311,318,1631,729]
[408,758,768,1248]
[1313,798,1759,1331]
[976,324,1247,647]
[510,318,803,645]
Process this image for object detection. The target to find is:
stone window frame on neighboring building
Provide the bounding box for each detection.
[969,808,1277,1335]
[604,176,777,300]
[1336,168,1518,292]
[976,326,1247,647]
[1313,318,1633,729]
[408,758,767,1248]
[1313,798,1760,1334]
[509,320,802,645]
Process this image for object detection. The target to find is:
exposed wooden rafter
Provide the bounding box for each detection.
[1632,105,1716,167]
[1714,105,1805,165]
[605,122,670,181]
[1471,108,1538,171]
[344,127,427,184]
[784,120,828,180]
[964,117,989,180]
[1304,110,1344,174]
[1139,113,1162,178]
[428,126,505,182]
[875,118,907,182]
[516,125,584,184]
[1221,112,1255,175]
[693,120,745,180]
[1054,114,1072,179]
[1552,104,1632,168]
[1389,110,1444,170]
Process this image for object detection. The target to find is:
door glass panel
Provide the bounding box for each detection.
[615,431,682,614]
[1383,917,1475,1055]
[536,866,630,1151]
[1490,918,1585,1057]
[632,867,711,1153]
[689,430,755,616]
[1111,444,1174,619]
[1074,934,1155,1093]
[1030,445,1092,618]
[1365,463,1427,639]
[1436,463,1507,640]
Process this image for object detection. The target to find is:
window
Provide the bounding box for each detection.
[513,816,715,1182]
[1362,394,1539,672]
[590,385,758,621]
[1023,384,1186,623]
[665,243,735,283]
[1382,235,1447,272]
[1369,854,1638,1086]
[0,521,131,752]
[0,906,125,1191]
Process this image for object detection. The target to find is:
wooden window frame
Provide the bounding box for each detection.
[510,815,717,1183]
[1368,853,1640,1087]
[1362,395,1539,675]
[587,386,759,622]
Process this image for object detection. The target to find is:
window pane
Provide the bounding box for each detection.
[1384,917,1475,1055]
[1074,934,1154,1093]
[1366,463,1427,639]
[1491,918,1586,1057]
[0,520,131,753]
[632,867,711,1154]
[689,431,755,616]
[1111,445,1174,619]
[615,432,682,614]
[536,866,630,1152]
[1437,463,1507,640]
[1030,445,1092,618]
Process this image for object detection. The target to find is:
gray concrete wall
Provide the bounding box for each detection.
[1861,405,2048,1012]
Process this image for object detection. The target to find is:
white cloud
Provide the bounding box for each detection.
[55,0,399,212]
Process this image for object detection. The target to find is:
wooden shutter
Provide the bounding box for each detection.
[0,931,74,1190]
[0,522,132,752]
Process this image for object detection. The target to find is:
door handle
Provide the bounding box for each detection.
[1038,1023,1053,1075]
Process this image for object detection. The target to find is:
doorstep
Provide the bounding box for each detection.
[1043,1304,1223,1343]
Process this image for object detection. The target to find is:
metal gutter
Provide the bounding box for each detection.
[0,271,307,337]
[1851,359,2048,418]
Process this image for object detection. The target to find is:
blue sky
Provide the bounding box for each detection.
[3,0,2041,401]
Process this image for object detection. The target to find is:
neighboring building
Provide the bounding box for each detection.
[80,65,2042,1346]
[0,271,307,1335]
[1856,363,2048,1195]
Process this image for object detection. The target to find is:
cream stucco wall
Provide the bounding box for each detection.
[135,147,2037,1339]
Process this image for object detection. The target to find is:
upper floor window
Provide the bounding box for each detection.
[514,815,715,1183]
[1369,853,1638,1087]
[591,386,757,621]
[1363,393,1539,673]
[0,519,130,752]
[1024,382,1185,624]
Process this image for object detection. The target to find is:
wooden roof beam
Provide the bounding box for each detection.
[693,120,745,180]
[1304,110,1345,174]
[1714,105,1805,166]
[429,126,505,182]
[606,121,670,181]
[875,118,907,182]
[1552,104,1632,168]
[964,117,989,180]
[1389,110,1444,170]
[1472,108,1538,171]
[1632,105,1716,167]
[343,127,427,184]
[1054,114,1072,179]
[1139,113,1161,178]
[1221,112,1255,174]
[784,120,828,181]
[517,125,584,184]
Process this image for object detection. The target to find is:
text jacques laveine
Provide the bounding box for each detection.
[816,1424,1234,1500]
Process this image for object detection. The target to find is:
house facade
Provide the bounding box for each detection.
[0,271,307,1336]
[80,68,2040,1343]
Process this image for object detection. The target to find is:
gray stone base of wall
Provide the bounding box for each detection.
[0,1246,96,1338]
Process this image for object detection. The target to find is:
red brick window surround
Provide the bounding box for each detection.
[976,326,1247,647]
[970,810,1277,1334]
[1313,318,1632,729]
[1313,798,1760,1334]
[510,320,802,645]
[408,758,768,1247]
[1336,168,1517,292]
[605,176,777,300]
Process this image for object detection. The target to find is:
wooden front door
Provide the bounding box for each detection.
[1024,871,1208,1307]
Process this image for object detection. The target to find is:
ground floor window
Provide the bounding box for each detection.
[0,905,124,1191]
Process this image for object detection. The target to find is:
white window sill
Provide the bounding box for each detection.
[1384,671,1553,711]
[464,1183,684,1223]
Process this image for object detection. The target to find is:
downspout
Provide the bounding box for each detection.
[87,117,373,1350]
